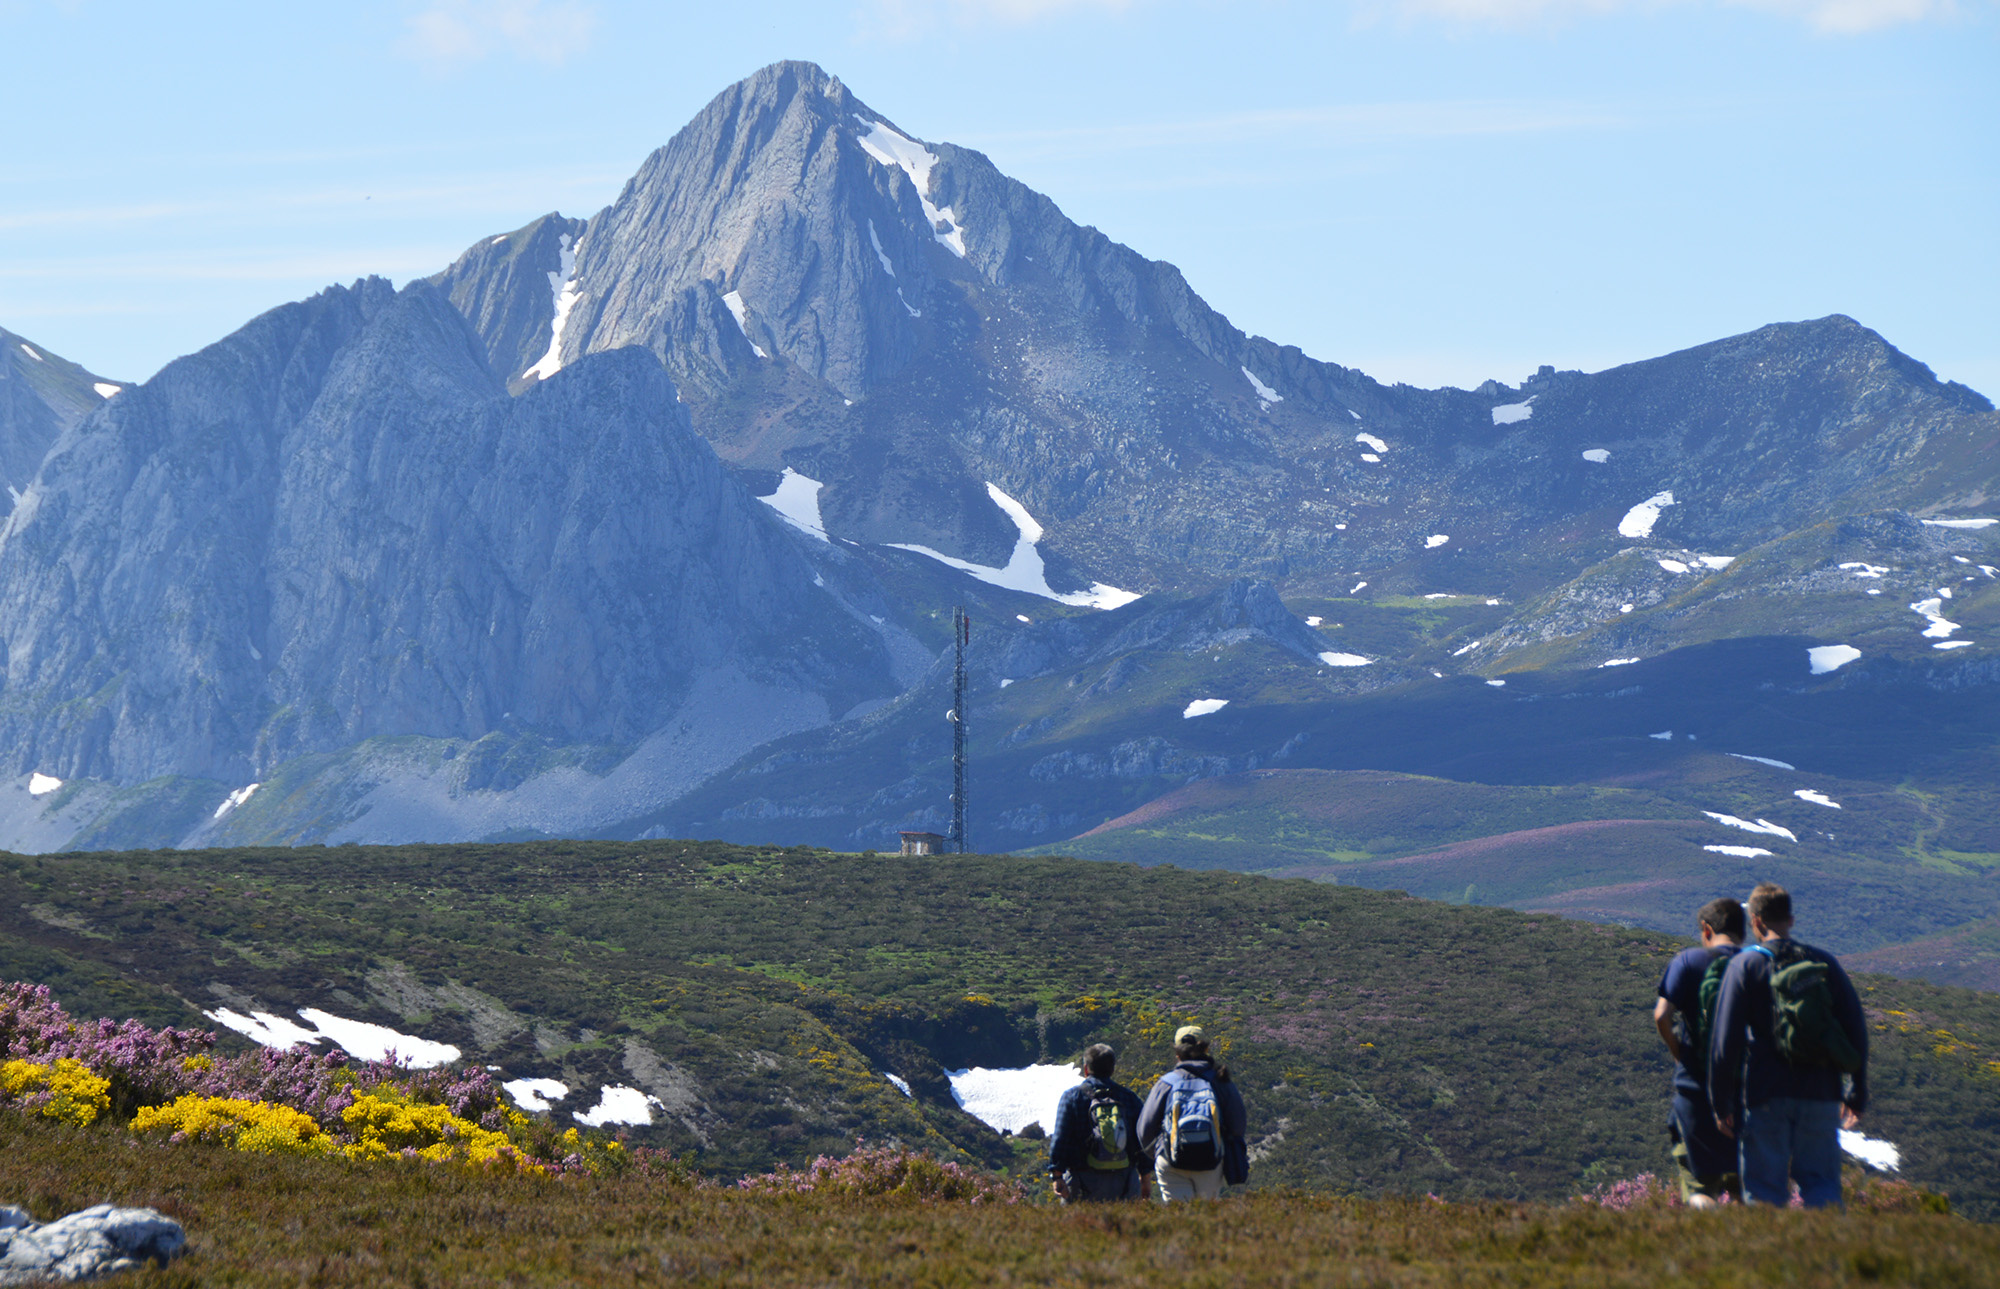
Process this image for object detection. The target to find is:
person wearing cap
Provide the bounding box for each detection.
[1136,1025,1248,1201]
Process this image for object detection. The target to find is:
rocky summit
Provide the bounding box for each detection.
[0,61,1994,982]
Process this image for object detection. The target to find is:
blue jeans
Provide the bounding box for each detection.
[1739,1097,1843,1208]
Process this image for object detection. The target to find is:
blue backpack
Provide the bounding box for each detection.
[1163,1070,1221,1170]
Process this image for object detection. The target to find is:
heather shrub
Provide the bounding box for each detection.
[739,1143,1023,1203]
[133,1094,334,1156]
[1577,1173,1680,1211]
[0,1057,110,1127]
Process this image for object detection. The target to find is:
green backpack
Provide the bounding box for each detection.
[1755,941,1863,1074]
[1084,1084,1131,1171]
[1685,951,1733,1067]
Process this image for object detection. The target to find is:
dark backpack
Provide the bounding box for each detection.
[1756,941,1863,1074]
[1164,1071,1221,1171]
[1084,1085,1130,1171]
[1685,951,1733,1069]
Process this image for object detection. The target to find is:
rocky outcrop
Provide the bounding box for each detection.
[0,328,124,512]
[0,1203,185,1284]
[0,276,901,792]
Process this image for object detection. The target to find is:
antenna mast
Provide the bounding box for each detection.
[951,606,969,854]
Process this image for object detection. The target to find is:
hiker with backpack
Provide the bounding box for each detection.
[1137,1025,1248,1202]
[1709,883,1868,1209]
[1653,896,1746,1206]
[1047,1043,1151,1202]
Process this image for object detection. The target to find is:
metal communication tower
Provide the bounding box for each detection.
[950,606,969,854]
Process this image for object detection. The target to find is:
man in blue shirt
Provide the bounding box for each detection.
[1653,896,1745,1206]
[1709,883,1869,1208]
[1047,1043,1150,1202]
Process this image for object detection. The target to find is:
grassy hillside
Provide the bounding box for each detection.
[2,1114,1993,1287]
[4,841,2000,1217]
[1030,761,2000,975]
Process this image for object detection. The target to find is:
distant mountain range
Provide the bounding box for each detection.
[0,61,1994,987]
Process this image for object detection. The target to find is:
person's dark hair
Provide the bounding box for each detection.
[1082,1043,1116,1079]
[1699,897,1746,940]
[1173,1037,1210,1062]
[1748,883,1792,928]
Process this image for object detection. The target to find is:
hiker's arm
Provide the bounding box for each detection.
[1136,1079,1168,1158]
[1708,963,1748,1133]
[1652,996,1682,1064]
[1047,1088,1080,1174]
[1830,956,1869,1116]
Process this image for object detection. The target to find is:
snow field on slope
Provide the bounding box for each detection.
[946,1064,1078,1135]
[1808,645,1861,675]
[203,1005,462,1068]
[1618,491,1676,539]
[888,483,1139,610]
[720,290,768,358]
[1242,366,1282,408]
[1704,845,1773,858]
[502,1078,569,1112]
[1183,698,1229,718]
[1490,400,1533,425]
[756,468,830,542]
[522,233,581,381]
[1702,812,1797,843]
[574,1085,664,1128]
[853,115,966,257]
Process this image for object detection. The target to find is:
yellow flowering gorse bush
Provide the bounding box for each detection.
[132,1094,333,1156]
[0,1057,111,1127]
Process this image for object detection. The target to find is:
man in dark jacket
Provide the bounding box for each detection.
[1137,1025,1248,1201]
[1709,883,1868,1208]
[1653,896,1746,1206]
[1047,1043,1150,1202]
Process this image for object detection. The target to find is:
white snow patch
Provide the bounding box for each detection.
[1938,587,1954,599]
[1910,597,1960,639]
[868,219,895,276]
[1335,523,1347,531]
[999,678,1013,688]
[298,1008,461,1067]
[1808,645,1861,674]
[1348,409,1362,419]
[1867,589,1883,595]
[1490,399,1533,425]
[1486,678,1506,687]
[1618,490,1677,538]
[203,1006,460,1068]
[1920,518,1998,529]
[1241,366,1283,409]
[521,233,580,382]
[1697,555,1735,570]
[490,235,508,245]
[1935,640,1975,650]
[1703,812,1798,843]
[1658,559,1689,574]
[1839,562,1889,575]
[945,1064,1077,1135]
[92,382,121,398]
[503,1078,569,1112]
[1599,658,1640,668]
[1840,1130,1900,1172]
[1355,433,1387,453]
[1305,616,1322,627]
[1349,581,1368,595]
[897,287,921,318]
[720,290,768,358]
[204,1008,322,1051]
[27,773,61,797]
[1620,604,1634,614]
[1486,598,1501,605]
[1425,534,1450,549]
[1650,731,1673,740]
[18,344,42,362]
[1183,698,1230,718]
[1360,453,1381,463]
[1705,844,1774,858]
[1725,753,1796,770]
[1954,556,1971,564]
[853,116,966,257]
[885,1073,912,1097]
[574,1085,663,1128]
[757,468,830,542]
[212,783,260,820]
[888,483,1138,610]
[1319,652,1371,667]
[1980,566,1998,578]
[1581,449,1610,463]
[1423,593,1452,600]
[1452,642,1478,657]
[1795,789,1841,809]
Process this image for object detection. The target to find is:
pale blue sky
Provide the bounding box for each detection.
[2,0,1994,394]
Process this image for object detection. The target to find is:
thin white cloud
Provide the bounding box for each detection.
[398,0,599,67]
[862,0,1140,36]
[1373,0,1966,31]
